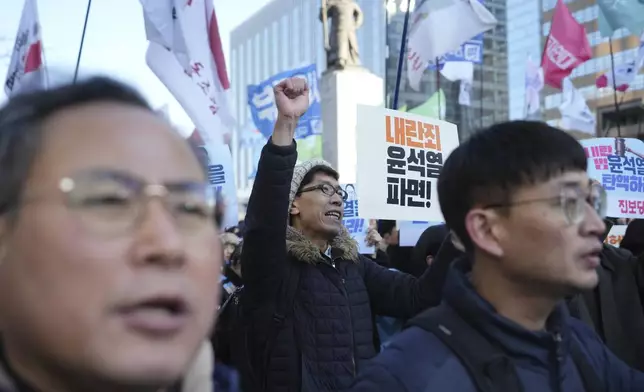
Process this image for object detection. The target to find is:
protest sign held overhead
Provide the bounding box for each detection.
[356,105,459,222]
[341,184,373,255]
[581,138,644,219]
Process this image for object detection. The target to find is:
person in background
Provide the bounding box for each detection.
[376,220,418,276]
[411,224,450,269]
[221,232,241,263]
[351,121,644,391]
[241,78,442,392]
[621,219,644,258]
[0,78,236,391]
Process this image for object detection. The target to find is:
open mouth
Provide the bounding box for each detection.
[324,211,342,220]
[119,297,190,334]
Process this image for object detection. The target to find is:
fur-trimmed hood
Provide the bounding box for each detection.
[286,226,360,265]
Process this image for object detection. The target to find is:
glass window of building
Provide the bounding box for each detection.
[293,7,300,65]
[280,15,289,69]
[271,21,279,73]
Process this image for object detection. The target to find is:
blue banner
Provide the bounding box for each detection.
[247,64,321,140]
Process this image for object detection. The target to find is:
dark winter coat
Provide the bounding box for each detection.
[569,245,644,371]
[241,141,441,392]
[350,258,644,392]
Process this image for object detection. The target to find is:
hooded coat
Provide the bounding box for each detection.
[241,141,441,392]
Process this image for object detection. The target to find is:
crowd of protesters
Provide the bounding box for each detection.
[0,76,644,392]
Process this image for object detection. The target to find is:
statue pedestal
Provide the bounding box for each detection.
[320,68,384,184]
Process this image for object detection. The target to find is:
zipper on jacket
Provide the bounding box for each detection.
[332,256,356,377]
[550,332,563,392]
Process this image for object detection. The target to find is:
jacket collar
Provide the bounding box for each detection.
[286,226,360,265]
[442,257,572,367]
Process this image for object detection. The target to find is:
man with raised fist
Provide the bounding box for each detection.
[240,77,439,391]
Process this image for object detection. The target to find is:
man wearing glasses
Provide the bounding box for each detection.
[0,78,235,392]
[240,78,443,391]
[350,122,644,391]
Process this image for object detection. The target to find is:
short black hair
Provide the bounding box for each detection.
[438,121,587,251]
[0,77,151,219]
[297,165,339,192]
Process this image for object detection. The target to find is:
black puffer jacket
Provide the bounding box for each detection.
[241,141,441,392]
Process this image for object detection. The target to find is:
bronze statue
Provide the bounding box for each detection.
[320,0,363,70]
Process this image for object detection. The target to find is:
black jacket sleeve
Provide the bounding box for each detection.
[362,233,463,319]
[241,140,297,307]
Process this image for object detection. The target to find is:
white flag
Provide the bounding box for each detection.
[407,0,497,91]
[143,0,235,145]
[439,61,474,106]
[4,0,46,97]
[143,0,238,229]
[525,56,544,116]
[559,78,595,135]
[139,0,191,72]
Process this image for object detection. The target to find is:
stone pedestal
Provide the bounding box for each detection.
[320,68,384,184]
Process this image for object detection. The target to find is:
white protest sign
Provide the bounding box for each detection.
[604,225,627,248]
[356,105,459,221]
[397,221,443,247]
[203,143,238,230]
[580,138,644,219]
[341,184,374,254]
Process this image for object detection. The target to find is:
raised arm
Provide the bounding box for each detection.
[242,78,309,305]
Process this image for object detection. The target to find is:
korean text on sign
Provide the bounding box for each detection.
[581,138,644,219]
[355,105,459,222]
[341,184,373,254]
[385,114,443,209]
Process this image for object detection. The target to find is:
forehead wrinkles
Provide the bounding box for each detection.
[28,103,203,186]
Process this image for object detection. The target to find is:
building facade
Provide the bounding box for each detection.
[541,0,644,138]
[384,0,509,141]
[229,0,387,199]
[506,0,542,120]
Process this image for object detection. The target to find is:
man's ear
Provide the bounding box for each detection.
[464,208,504,258]
[290,199,300,217]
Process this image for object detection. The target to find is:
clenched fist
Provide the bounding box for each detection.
[271,77,310,146]
[274,77,310,119]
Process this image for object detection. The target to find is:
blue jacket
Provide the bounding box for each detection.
[350,259,644,391]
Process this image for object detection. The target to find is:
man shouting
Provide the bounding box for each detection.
[240,77,441,391]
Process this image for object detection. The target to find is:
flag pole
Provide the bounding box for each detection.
[73,0,93,83]
[608,38,622,137]
[436,57,441,120]
[479,62,484,128]
[392,0,412,110]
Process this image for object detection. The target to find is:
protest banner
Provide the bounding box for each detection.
[247,63,322,161]
[356,105,459,222]
[397,221,443,247]
[203,143,238,230]
[341,184,374,254]
[604,225,627,248]
[580,138,644,219]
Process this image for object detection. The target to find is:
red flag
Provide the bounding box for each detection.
[540,0,591,89]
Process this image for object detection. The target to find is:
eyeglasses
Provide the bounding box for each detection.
[53,169,216,237]
[483,181,607,225]
[297,183,348,201]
